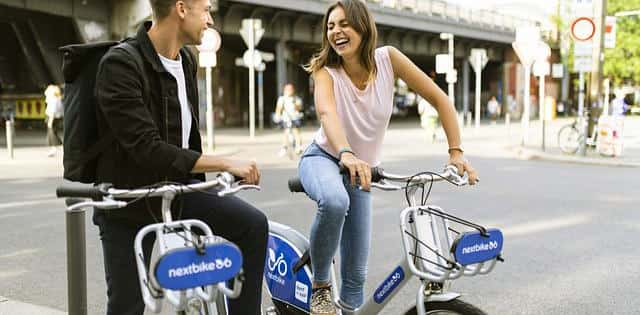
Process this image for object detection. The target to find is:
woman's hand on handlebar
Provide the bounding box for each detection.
[340,152,371,191]
[225,159,260,185]
[447,151,478,185]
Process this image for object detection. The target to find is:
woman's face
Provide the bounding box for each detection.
[326,6,362,59]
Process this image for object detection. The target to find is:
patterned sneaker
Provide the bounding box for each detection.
[310,287,337,315]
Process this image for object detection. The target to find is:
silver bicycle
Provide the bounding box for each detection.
[56,173,259,315]
[264,166,503,315]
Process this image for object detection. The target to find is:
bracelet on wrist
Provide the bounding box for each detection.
[448,147,464,154]
[338,147,354,160]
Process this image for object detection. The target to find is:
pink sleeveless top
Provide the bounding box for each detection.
[313,46,394,166]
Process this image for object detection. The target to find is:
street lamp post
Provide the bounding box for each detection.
[440,33,456,108]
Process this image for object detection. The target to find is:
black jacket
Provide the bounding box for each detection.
[95,22,205,224]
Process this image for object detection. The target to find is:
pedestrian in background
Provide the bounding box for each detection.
[611,91,628,117]
[44,84,63,157]
[274,83,304,156]
[487,95,499,124]
[417,96,438,143]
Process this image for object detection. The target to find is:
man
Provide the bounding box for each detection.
[274,83,304,156]
[94,1,267,314]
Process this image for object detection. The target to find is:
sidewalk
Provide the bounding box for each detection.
[0,296,65,315]
[0,116,638,180]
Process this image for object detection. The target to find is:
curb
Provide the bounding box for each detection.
[512,147,640,168]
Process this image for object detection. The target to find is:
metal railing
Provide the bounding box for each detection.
[355,0,537,31]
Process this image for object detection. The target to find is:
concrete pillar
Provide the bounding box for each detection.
[276,40,287,93]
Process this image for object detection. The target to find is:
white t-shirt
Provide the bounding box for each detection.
[158,53,191,149]
[277,95,303,121]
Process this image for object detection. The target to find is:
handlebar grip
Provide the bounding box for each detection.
[56,183,108,200]
[288,177,305,193]
[339,164,384,182]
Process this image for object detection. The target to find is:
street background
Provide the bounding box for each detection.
[1,117,639,314]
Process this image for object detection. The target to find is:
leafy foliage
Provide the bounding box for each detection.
[603,0,640,84]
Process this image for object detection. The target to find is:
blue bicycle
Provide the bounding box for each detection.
[263,166,503,315]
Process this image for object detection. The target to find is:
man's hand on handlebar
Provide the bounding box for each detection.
[225,159,261,185]
[340,152,371,191]
[447,151,478,185]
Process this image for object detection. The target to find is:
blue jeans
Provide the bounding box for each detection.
[298,143,372,309]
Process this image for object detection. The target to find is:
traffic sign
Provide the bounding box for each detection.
[196,28,221,52]
[604,16,617,49]
[239,19,264,48]
[574,41,593,58]
[242,49,262,68]
[469,48,488,73]
[435,54,451,74]
[574,56,592,72]
[570,17,596,41]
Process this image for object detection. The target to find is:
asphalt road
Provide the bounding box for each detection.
[0,155,638,314]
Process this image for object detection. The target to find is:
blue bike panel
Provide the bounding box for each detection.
[264,234,312,311]
[373,266,405,304]
[155,242,243,290]
[452,228,503,266]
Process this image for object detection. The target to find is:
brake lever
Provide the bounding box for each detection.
[371,180,402,191]
[217,184,261,197]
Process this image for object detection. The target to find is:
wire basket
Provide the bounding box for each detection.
[399,205,504,282]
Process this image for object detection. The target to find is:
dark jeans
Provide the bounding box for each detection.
[93,185,268,315]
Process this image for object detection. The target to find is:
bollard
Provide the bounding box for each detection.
[66,210,87,315]
[6,120,14,159]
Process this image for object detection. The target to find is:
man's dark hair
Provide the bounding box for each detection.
[149,0,183,20]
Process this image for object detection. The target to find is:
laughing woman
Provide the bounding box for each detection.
[298,1,479,314]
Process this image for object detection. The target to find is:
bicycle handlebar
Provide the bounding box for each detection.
[288,165,473,193]
[56,172,259,211]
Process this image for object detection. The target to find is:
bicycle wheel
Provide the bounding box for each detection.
[557,124,581,154]
[404,299,487,315]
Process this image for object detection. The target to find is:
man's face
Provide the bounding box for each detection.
[179,0,213,45]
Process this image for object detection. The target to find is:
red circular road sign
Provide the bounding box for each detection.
[571,17,596,41]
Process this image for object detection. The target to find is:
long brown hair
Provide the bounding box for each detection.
[304,0,378,82]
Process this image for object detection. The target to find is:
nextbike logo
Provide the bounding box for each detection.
[155,242,243,290]
[266,248,288,286]
[168,259,233,278]
[374,266,404,304]
[461,240,499,255]
[268,248,288,276]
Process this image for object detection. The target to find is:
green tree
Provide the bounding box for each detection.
[603,0,640,85]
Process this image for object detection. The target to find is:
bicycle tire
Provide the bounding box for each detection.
[404,299,487,315]
[557,124,581,154]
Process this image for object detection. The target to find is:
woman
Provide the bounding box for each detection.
[298,1,478,314]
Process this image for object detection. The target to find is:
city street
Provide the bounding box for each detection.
[1,121,638,314]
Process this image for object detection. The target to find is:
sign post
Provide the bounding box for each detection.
[570,15,596,156]
[239,19,264,139]
[196,28,221,152]
[469,49,487,130]
[512,26,542,146]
